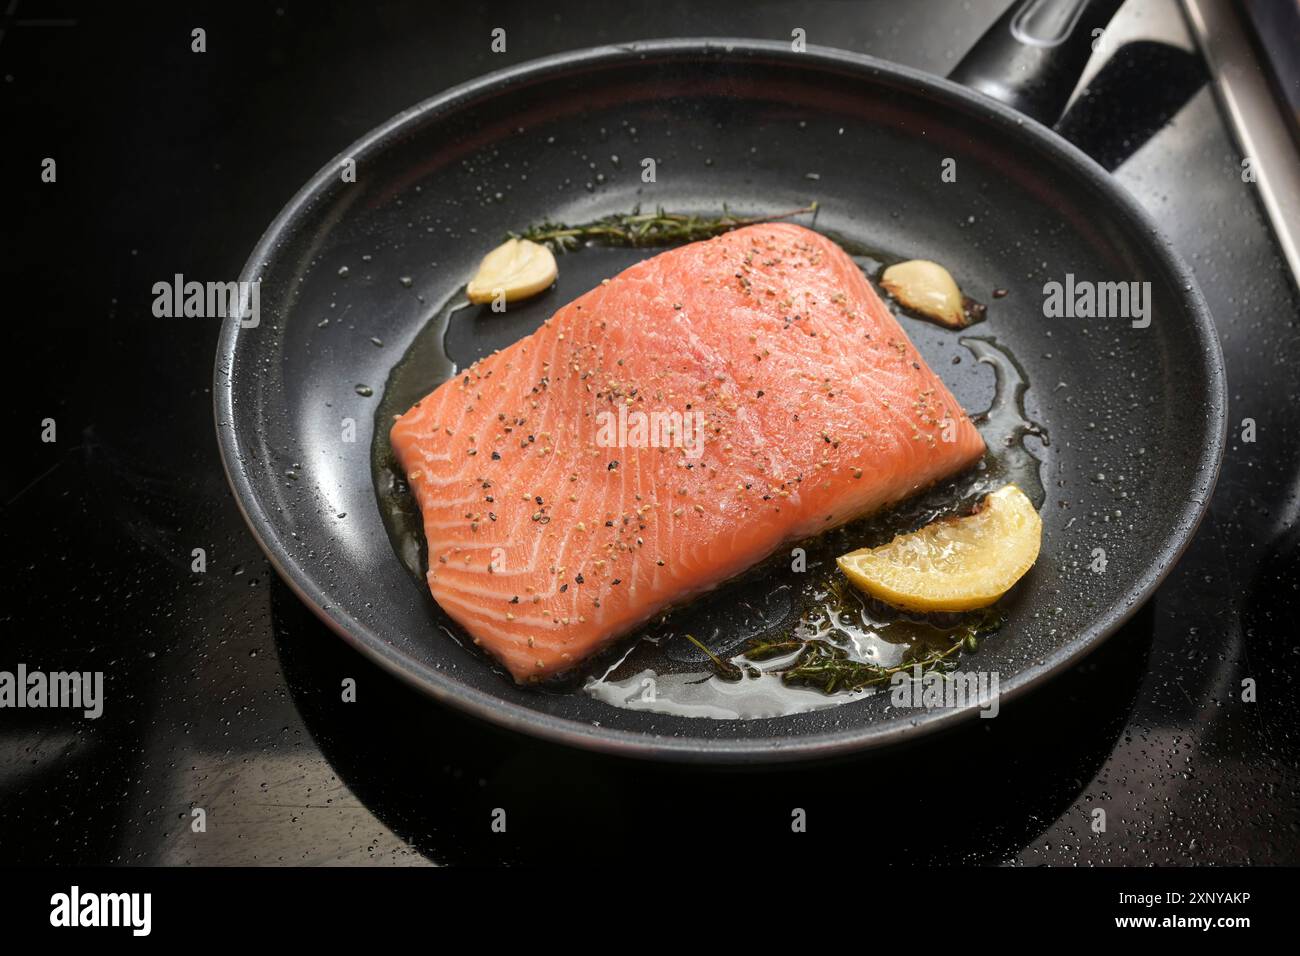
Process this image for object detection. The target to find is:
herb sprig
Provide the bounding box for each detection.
[513,202,819,253]
[776,638,964,694]
[772,609,1002,693]
[683,633,742,682]
[684,607,1003,693]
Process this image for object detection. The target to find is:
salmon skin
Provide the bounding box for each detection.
[390,224,985,682]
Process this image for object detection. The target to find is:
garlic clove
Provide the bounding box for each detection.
[466,238,557,305]
[880,259,967,328]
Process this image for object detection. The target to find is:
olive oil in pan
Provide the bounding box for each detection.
[372,299,465,579]
[372,266,1047,719]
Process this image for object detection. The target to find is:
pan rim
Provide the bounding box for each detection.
[214,38,1227,764]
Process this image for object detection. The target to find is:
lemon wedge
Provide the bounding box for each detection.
[837,484,1041,612]
[466,238,557,304]
[880,259,967,328]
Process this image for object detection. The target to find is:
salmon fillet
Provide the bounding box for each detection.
[391,223,985,681]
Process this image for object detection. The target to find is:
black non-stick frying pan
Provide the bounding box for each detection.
[215,0,1225,762]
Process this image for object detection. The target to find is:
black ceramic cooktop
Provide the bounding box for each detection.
[2,0,1297,868]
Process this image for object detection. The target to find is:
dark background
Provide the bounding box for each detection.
[1,0,1297,865]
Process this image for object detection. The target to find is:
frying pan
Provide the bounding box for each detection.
[214,0,1225,762]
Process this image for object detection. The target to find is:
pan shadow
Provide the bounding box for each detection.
[271,578,1155,865]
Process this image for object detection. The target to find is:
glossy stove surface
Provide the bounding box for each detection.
[1,0,1297,864]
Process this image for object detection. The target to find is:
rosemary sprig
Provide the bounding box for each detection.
[513,202,819,253]
[683,633,742,682]
[777,638,965,695]
[744,608,1003,695]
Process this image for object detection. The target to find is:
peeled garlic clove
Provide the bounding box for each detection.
[880,259,967,328]
[466,238,557,305]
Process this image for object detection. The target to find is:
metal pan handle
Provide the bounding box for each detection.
[948,0,1126,126]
